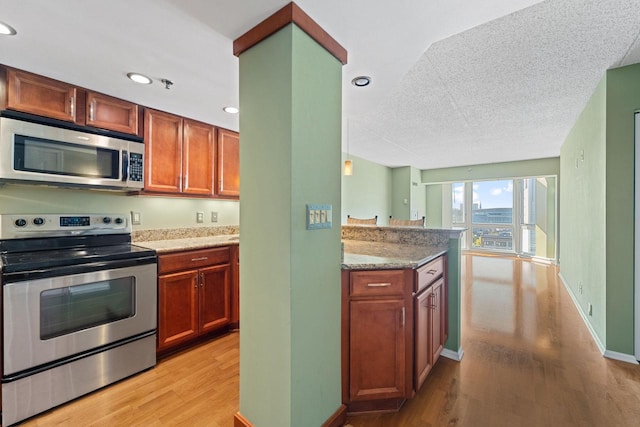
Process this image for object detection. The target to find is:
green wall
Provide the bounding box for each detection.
[425,183,453,228]
[391,166,411,219]
[411,167,426,221]
[560,63,640,355]
[422,157,560,183]
[341,153,392,225]
[560,74,607,347]
[239,24,342,426]
[0,184,239,229]
[604,64,640,353]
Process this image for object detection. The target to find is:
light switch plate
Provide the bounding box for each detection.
[131,211,141,225]
[306,204,332,230]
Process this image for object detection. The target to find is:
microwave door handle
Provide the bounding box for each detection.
[122,150,129,182]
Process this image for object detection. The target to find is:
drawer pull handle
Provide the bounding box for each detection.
[367,282,392,287]
[401,307,405,326]
[70,96,75,117]
[426,269,438,275]
[191,256,209,262]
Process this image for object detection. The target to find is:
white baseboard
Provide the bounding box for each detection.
[441,347,464,362]
[558,272,638,365]
[603,350,639,364]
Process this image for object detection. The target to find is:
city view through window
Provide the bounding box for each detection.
[451,178,556,258]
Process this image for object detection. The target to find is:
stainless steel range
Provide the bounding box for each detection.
[0,213,157,426]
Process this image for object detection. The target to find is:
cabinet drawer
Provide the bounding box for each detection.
[159,247,230,274]
[350,270,405,297]
[416,256,444,292]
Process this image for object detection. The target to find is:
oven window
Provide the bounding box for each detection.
[40,277,135,340]
[14,134,119,179]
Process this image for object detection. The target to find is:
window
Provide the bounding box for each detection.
[450,177,556,259]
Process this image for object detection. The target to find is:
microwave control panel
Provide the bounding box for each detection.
[129,153,143,183]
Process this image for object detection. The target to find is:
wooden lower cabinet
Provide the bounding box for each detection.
[342,255,448,414]
[157,247,232,353]
[349,299,407,401]
[158,270,199,347]
[342,269,414,413]
[430,278,444,363]
[230,245,240,328]
[199,264,231,333]
[414,285,433,390]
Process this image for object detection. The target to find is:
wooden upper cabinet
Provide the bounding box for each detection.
[86,91,138,134]
[183,119,215,196]
[6,68,76,122]
[144,109,183,193]
[144,109,219,197]
[216,129,240,198]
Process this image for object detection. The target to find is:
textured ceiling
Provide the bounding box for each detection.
[351,0,640,169]
[0,0,639,171]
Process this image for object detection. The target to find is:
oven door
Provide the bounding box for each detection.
[3,263,156,375]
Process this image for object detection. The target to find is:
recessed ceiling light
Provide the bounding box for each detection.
[127,72,152,85]
[0,21,17,36]
[351,76,371,87]
[223,106,239,114]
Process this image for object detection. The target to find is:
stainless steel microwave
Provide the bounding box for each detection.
[0,115,144,190]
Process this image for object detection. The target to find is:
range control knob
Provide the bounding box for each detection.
[102,217,112,224]
[114,217,124,224]
[33,217,45,226]
[14,218,27,227]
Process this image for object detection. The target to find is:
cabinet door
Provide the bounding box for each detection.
[431,279,444,363]
[199,264,231,333]
[144,109,183,193]
[86,91,138,134]
[7,69,76,122]
[158,270,199,351]
[230,245,240,327]
[349,299,407,401]
[216,129,239,197]
[183,119,215,195]
[414,286,433,391]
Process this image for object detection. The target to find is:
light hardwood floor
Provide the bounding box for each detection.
[21,333,240,426]
[21,254,640,426]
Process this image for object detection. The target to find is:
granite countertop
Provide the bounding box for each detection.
[135,234,239,253]
[342,240,447,270]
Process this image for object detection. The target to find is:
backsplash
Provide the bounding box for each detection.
[341,225,464,246]
[133,225,239,242]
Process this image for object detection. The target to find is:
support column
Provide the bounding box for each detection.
[233,4,347,426]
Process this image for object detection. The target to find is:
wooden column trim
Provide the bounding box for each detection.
[234,412,254,427]
[233,2,347,65]
[322,404,347,427]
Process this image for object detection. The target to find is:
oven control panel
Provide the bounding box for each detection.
[0,214,131,239]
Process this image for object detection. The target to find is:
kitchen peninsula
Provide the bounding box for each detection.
[341,225,464,414]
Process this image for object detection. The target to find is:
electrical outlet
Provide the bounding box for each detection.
[578,281,583,295]
[211,211,218,223]
[196,211,204,223]
[131,211,141,225]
